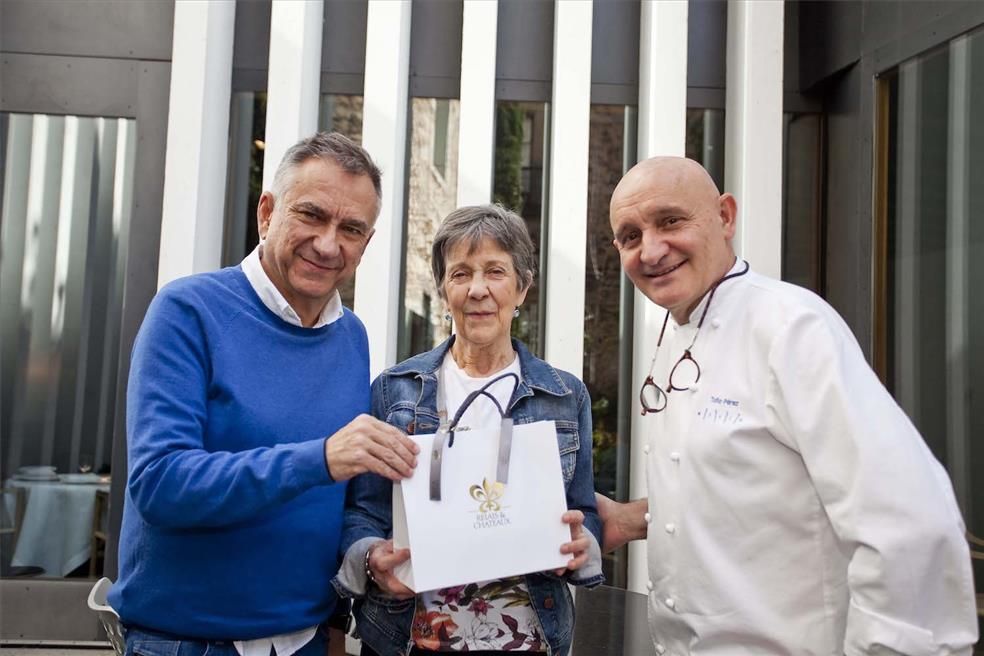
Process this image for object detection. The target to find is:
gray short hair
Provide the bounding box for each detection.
[270,132,382,209]
[431,204,537,300]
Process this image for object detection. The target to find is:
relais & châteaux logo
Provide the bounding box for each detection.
[468,478,511,529]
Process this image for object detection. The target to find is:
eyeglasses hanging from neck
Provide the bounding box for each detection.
[639,259,750,415]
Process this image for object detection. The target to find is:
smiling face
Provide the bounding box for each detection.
[609,157,737,323]
[442,237,529,352]
[257,157,378,325]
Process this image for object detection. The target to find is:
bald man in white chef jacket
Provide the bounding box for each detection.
[599,156,977,655]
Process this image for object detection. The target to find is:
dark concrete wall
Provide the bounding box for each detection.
[797,1,984,354]
[0,0,174,61]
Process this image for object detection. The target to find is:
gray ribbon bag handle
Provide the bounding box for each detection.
[429,371,520,502]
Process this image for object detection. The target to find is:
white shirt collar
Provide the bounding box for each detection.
[241,245,343,329]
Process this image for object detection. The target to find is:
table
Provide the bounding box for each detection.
[3,475,110,577]
[572,585,656,655]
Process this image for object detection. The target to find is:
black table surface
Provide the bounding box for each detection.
[572,585,656,655]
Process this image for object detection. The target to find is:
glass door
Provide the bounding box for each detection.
[0,26,169,641]
[0,111,136,641]
[875,25,984,639]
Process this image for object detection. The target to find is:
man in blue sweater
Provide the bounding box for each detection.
[110,133,419,655]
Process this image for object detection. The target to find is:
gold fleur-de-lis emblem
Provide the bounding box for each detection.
[469,478,505,513]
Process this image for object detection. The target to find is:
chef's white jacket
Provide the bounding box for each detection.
[643,261,977,655]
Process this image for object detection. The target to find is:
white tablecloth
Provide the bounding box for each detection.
[4,476,110,577]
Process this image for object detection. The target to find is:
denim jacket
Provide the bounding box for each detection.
[332,337,604,656]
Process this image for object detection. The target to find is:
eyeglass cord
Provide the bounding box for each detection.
[644,258,751,388]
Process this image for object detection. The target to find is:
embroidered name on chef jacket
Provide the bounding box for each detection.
[698,395,743,425]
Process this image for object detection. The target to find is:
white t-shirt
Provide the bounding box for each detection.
[439,351,521,430]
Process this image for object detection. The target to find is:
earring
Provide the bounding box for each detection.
[445,312,452,322]
[513,308,520,318]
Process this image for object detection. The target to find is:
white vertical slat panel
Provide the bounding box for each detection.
[157,0,235,288]
[355,0,412,378]
[262,0,324,192]
[456,0,498,207]
[543,0,592,377]
[724,0,784,279]
[628,0,689,596]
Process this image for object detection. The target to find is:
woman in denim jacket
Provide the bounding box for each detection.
[332,205,604,656]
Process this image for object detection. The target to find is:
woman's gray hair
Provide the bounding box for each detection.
[270,132,382,209]
[431,204,537,300]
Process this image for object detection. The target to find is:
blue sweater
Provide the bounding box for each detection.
[109,266,370,639]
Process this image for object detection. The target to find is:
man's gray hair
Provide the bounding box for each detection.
[270,132,382,207]
[431,204,537,300]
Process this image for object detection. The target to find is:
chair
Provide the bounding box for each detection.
[88,577,125,654]
[0,486,26,543]
[89,489,109,577]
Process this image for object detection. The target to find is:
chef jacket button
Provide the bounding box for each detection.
[644,512,652,523]
[643,444,650,454]
[689,383,699,394]
[655,644,666,655]
[711,318,721,329]
[669,451,681,463]
[665,597,676,610]
[646,580,654,592]
[665,522,676,534]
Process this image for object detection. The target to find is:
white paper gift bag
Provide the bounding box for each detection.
[391,418,571,593]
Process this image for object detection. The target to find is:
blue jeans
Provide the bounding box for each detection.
[122,624,329,656]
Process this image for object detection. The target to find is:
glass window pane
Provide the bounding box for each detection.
[319,94,364,309]
[686,108,725,190]
[222,93,364,309]
[222,92,266,267]
[432,99,450,177]
[782,113,824,293]
[494,102,549,357]
[584,104,635,588]
[398,98,460,360]
[318,94,364,144]
[1,113,134,580]
[882,27,984,540]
